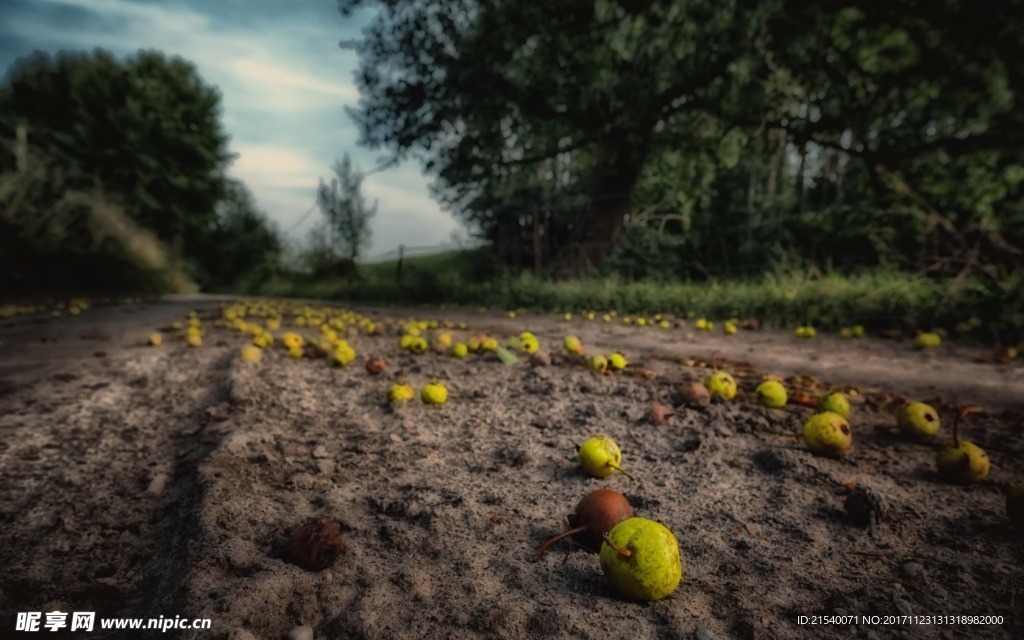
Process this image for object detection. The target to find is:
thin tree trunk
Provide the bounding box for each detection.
[796,143,807,213]
[532,204,542,277]
[820,148,832,207]
[766,128,780,197]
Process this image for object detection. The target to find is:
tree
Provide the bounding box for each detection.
[0,48,235,269]
[336,0,773,273]
[315,153,377,263]
[765,0,1024,276]
[201,179,282,290]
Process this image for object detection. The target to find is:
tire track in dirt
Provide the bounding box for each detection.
[0,334,236,638]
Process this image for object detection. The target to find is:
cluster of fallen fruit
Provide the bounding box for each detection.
[153,301,1024,603]
[283,426,1024,602]
[282,436,688,601]
[533,437,684,601]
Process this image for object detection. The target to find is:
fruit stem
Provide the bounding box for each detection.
[533,525,588,561]
[609,463,635,481]
[603,534,632,558]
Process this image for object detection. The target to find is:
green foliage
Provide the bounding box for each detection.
[258,262,1022,342]
[316,154,377,262]
[0,49,234,259]
[0,152,190,294]
[290,222,358,282]
[338,0,772,270]
[200,180,282,292]
[336,0,1024,293]
[0,48,280,294]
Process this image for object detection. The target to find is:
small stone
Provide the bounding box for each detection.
[311,445,330,459]
[228,629,257,640]
[531,418,552,430]
[289,625,314,640]
[893,597,913,616]
[712,421,732,437]
[316,459,335,475]
[931,587,948,599]
[900,561,924,579]
[145,472,169,496]
[914,591,934,607]
[695,627,719,640]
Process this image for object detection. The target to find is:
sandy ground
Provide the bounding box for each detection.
[0,295,1022,640]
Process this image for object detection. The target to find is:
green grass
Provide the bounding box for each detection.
[251,262,1024,343]
[360,250,472,280]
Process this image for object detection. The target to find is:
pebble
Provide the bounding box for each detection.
[695,627,719,640]
[914,591,934,607]
[901,561,924,579]
[713,423,732,438]
[531,418,552,430]
[932,587,948,599]
[312,445,330,459]
[145,472,169,496]
[288,626,314,640]
[228,630,257,640]
[316,459,335,475]
[893,597,913,616]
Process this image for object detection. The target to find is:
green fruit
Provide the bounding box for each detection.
[818,392,850,418]
[600,517,682,601]
[851,325,865,338]
[704,371,737,400]
[803,412,852,458]
[452,343,468,358]
[1007,482,1024,529]
[420,382,448,405]
[838,327,853,339]
[754,380,787,408]
[388,384,414,403]
[936,441,989,484]
[897,402,940,438]
[914,332,941,349]
[607,353,628,370]
[578,436,630,479]
[588,355,609,373]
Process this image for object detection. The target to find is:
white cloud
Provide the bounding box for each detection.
[228,59,358,104]
[230,143,325,192]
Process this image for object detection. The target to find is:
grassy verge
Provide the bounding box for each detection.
[250,265,1024,343]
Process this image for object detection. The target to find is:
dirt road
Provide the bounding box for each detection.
[1,295,1021,639]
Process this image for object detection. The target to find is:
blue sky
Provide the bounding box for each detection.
[0,0,463,260]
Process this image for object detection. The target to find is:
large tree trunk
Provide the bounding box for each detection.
[556,137,648,276]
